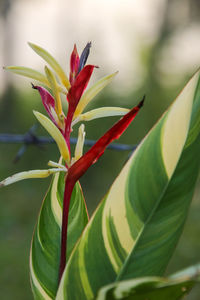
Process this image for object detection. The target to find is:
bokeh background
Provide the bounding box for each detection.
[0,0,200,299]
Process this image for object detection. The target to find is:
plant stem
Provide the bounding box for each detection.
[64,105,74,150]
[58,176,75,282]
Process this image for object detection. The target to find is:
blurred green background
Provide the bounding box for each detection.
[1,0,200,299]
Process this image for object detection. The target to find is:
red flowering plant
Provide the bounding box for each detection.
[1,42,200,300]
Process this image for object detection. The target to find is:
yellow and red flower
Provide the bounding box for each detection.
[1,42,144,277]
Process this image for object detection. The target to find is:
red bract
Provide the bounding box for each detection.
[65,65,95,146]
[59,98,144,280]
[69,42,92,85]
[67,65,95,105]
[32,85,58,126]
[69,98,144,181]
[69,44,80,85]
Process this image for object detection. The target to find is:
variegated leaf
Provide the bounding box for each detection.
[30,170,88,299]
[56,70,200,300]
[95,264,200,300]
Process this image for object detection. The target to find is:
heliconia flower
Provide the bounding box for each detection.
[5,42,130,141]
[0,98,144,188]
[3,41,146,171]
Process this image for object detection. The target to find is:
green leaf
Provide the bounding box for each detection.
[56,70,200,300]
[95,264,200,300]
[30,170,89,299]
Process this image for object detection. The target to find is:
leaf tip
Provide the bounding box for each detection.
[28,41,35,49]
[33,110,40,119]
[44,65,49,73]
[0,182,4,188]
[87,41,92,47]
[3,66,11,71]
[138,95,145,108]
[31,82,37,89]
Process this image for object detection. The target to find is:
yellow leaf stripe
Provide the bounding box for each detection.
[102,72,200,274]
[30,245,53,300]
[102,157,134,272]
[51,171,62,227]
[162,71,199,178]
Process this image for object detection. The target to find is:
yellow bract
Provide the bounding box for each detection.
[162,71,199,178]
[74,72,118,119]
[4,66,50,86]
[33,111,70,164]
[72,107,130,126]
[72,124,86,164]
[102,157,134,273]
[28,42,71,90]
[48,160,66,169]
[0,168,66,187]
[44,66,63,120]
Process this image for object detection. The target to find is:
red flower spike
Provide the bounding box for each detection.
[64,65,95,145]
[59,97,144,280]
[67,65,95,106]
[69,44,80,85]
[32,84,58,126]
